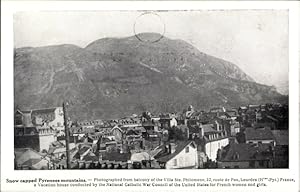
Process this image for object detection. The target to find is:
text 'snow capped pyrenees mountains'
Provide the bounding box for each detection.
[14,33,286,120]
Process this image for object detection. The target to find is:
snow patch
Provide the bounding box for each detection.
[139,62,163,74]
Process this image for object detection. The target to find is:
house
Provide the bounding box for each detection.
[142,120,156,131]
[272,130,289,168]
[14,126,55,152]
[154,141,198,169]
[210,107,226,113]
[53,159,78,169]
[14,127,39,151]
[142,131,162,150]
[124,129,143,151]
[37,126,56,151]
[48,141,76,160]
[48,147,67,159]
[14,148,50,170]
[211,117,240,137]
[245,127,274,145]
[230,120,241,136]
[225,110,239,120]
[77,119,104,129]
[257,115,279,130]
[70,145,94,161]
[94,125,113,136]
[14,108,60,152]
[195,123,230,161]
[217,143,274,168]
[118,117,142,128]
[15,107,64,131]
[15,110,33,127]
[188,122,230,162]
[69,126,85,143]
[177,124,189,139]
[190,112,212,124]
[83,133,101,146]
[159,114,177,129]
[110,125,125,142]
[99,137,118,153]
[238,106,248,114]
[130,152,152,168]
[188,124,201,139]
[248,104,262,113]
[100,152,131,169]
[125,129,143,141]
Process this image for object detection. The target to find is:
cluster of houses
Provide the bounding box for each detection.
[14,103,288,170]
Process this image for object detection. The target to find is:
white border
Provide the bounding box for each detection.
[1,1,299,192]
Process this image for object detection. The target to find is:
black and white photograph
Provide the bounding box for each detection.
[13,10,289,170]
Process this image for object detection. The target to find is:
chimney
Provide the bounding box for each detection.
[169,143,176,154]
[186,127,189,139]
[233,152,239,160]
[199,124,204,139]
[184,119,188,126]
[222,107,226,112]
[215,121,220,131]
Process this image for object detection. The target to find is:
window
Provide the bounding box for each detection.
[15,115,23,125]
[185,146,189,153]
[234,165,240,168]
[173,159,177,166]
[249,161,255,168]
[17,130,24,136]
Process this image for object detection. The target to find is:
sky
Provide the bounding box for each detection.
[14,10,289,94]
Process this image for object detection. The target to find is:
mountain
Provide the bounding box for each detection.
[14,33,287,120]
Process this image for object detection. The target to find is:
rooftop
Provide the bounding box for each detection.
[218,143,273,162]
[245,127,274,141]
[101,152,131,162]
[155,140,196,163]
[272,130,289,146]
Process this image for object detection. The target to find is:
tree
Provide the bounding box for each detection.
[41,149,48,154]
[236,132,245,143]
[167,126,187,141]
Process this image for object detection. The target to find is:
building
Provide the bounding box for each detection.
[210,107,226,113]
[48,141,76,159]
[195,123,229,162]
[14,148,50,170]
[217,143,274,168]
[100,152,131,169]
[272,130,289,168]
[118,117,142,128]
[110,125,124,142]
[77,119,104,129]
[130,152,154,168]
[159,114,177,129]
[14,108,63,152]
[245,127,275,145]
[15,107,64,131]
[154,141,198,169]
[14,126,55,152]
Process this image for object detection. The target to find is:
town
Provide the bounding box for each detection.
[14,103,288,170]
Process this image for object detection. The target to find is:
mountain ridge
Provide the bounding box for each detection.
[14,33,287,120]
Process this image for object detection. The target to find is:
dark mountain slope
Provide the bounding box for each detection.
[14,33,285,120]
